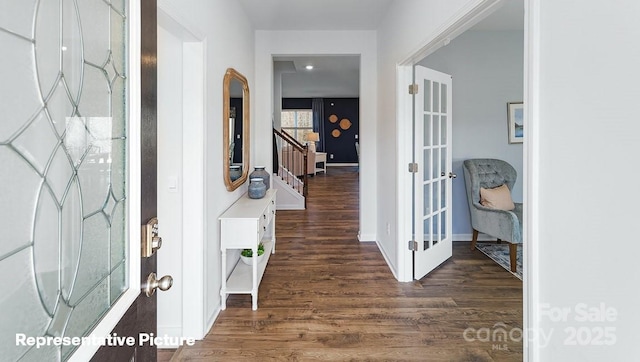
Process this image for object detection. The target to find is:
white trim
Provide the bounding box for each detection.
[206,306,221,336]
[69,0,141,360]
[394,0,530,359]
[357,232,376,242]
[375,240,400,281]
[326,163,358,167]
[157,0,206,40]
[523,0,539,361]
[398,0,503,65]
[396,64,414,282]
[157,2,207,340]
[277,204,305,210]
[255,30,378,254]
[394,1,522,277]
[181,40,206,339]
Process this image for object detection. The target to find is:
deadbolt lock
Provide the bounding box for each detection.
[142,217,162,257]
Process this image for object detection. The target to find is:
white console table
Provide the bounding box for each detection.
[219,189,276,310]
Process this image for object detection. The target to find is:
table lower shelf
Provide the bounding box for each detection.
[224,238,274,294]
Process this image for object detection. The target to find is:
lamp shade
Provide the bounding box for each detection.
[306,132,320,142]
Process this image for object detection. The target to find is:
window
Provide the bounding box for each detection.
[281,109,313,144]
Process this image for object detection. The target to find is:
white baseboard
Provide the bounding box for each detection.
[205,306,221,337]
[277,203,304,210]
[375,239,404,282]
[327,163,358,167]
[357,231,376,242]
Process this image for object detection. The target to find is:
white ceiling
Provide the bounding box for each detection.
[238,0,523,32]
[237,0,394,31]
[275,56,360,98]
[252,0,523,98]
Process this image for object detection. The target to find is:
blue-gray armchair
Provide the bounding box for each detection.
[462,159,522,272]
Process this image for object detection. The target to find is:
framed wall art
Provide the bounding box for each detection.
[507,102,523,144]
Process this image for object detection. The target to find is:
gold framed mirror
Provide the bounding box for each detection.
[223,68,250,191]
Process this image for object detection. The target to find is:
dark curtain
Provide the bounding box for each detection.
[312,98,325,152]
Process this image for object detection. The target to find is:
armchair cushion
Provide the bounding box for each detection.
[480,184,515,210]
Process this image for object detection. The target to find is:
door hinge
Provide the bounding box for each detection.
[408,83,419,94]
[408,163,418,173]
[408,240,419,251]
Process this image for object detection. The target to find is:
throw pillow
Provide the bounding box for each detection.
[480,184,515,210]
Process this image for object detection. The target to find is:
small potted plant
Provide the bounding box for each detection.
[240,243,265,265]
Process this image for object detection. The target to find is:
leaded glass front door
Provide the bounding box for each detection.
[0,1,156,360]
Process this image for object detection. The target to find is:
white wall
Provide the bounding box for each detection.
[157,0,255,337]
[530,0,640,360]
[419,30,524,237]
[376,0,476,280]
[255,30,378,241]
[157,24,184,338]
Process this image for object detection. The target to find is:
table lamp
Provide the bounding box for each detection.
[306,132,320,152]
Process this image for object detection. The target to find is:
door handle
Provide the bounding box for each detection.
[449,172,457,179]
[143,272,173,297]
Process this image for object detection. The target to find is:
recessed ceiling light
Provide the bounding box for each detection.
[305,65,313,70]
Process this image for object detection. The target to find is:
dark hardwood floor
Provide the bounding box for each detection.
[170,167,523,361]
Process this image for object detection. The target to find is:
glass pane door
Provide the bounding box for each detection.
[0,1,129,360]
[413,65,453,280]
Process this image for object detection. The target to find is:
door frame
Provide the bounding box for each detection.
[70,0,143,359]
[157,0,207,341]
[396,0,506,282]
[396,1,536,361]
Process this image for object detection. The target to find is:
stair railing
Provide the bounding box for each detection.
[273,128,308,206]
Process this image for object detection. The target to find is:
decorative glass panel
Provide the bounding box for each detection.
[432,179,438,217]
[423,182,431,216]
[0,1,129,360]
[423,148,431,182]
[441,116,447,145]
[440,211,447,243]
[432,115,440,146]
[423,114,431,147]
[432,82,440,113]
[441,83,447,113]
[423,218,430,250]
[423,80,431,112]
[441,168,446,209]
[432,147,440,180]
[432,217,438,245]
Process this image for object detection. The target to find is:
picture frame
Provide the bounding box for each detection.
[507,102,523,144]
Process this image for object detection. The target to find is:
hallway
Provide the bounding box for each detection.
[170,167,522,361]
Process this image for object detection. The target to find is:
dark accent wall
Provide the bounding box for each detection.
[282,98,359,164]
[230,97,243,164]
[282,98,312,109]
[323,98,359,163]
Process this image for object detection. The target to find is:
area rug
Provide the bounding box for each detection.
[474,243,522,280]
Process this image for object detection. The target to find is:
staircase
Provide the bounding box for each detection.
[273,128,308,209]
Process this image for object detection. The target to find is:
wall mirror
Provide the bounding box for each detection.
[223,68,250,191]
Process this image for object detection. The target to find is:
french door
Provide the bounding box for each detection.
[413,66,454,280]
